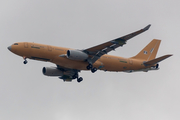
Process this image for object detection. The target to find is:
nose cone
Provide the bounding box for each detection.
[8,46,12,51]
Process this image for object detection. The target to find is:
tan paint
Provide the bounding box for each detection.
[9,42,151,72]
[131,39,161,61]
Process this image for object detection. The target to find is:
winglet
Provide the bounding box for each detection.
[143,24,151,31]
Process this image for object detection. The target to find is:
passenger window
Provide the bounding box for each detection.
[14,43,18,45]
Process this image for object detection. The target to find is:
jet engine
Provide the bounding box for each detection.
[67,50,88,61]
[42,67,63,76]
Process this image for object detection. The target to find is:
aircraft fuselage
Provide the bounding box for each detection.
[9,42,147,72]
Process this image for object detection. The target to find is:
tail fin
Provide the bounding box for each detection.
[131,39,161,61]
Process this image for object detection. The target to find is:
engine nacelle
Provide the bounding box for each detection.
[42,67,63,76]
[67,50,88,61]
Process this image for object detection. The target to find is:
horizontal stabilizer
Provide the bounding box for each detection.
[144,54,172,66]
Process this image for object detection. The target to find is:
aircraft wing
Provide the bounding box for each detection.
[83,24,151,64]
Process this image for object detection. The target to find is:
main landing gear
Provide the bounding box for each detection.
[86,64,93,70]
[77,77,83,83]
[86,64,97,73]
[72,73,83,83]
[23,57,28,64]
[91,67,97,73]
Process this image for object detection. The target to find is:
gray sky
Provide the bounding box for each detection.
[0,0,179,120]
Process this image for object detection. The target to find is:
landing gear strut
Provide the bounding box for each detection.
[86,64,93,70]
[23,57,28,64]
[72,73,78,79]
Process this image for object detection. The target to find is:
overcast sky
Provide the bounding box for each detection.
[0,0,179,120]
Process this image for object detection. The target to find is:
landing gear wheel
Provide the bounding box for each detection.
[86,64,93,70]
[23,60,28,64]
[91,67,97,73]
[77,77,83,83]
[156,64,159,69]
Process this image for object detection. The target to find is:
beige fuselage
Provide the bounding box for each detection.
[10,42,147,71]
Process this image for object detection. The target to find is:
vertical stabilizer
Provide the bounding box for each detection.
[131,39,161,61]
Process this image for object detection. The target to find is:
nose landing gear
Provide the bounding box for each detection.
[23,56,28,64]
[23,60,28,64]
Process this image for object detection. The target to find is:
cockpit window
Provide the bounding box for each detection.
[14,43,18,45]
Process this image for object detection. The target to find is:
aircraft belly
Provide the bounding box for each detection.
[100,58,126,71]
[100,58,145,72]
[129,59,145,70]
[29,48,51,61]
[52,56,88,70]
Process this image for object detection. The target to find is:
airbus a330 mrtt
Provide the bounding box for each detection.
[8,25,172,82]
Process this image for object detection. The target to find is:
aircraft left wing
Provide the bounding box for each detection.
[83,24,151,64]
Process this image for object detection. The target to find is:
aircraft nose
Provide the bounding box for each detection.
[8,46,12,51]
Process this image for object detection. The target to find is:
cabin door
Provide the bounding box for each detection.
[24,42,28,48]
[129,59,133,65]
[48,46,52,51]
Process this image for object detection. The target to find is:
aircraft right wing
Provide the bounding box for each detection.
[83,24,151,64]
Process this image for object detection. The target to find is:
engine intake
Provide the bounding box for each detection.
[42,67,63,76]
[67,50,88,61]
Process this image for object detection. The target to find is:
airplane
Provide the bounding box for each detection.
[8,24,172,82]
